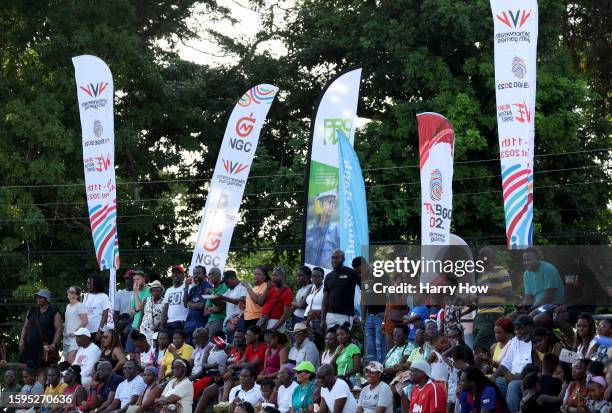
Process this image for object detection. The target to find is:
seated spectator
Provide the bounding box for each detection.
[73,327,102,386]
[406,360,447,413]
[43,365,67,409]
[406,329,431,366]
[229,367,265,413]
[2,368,21,395]
[594,319,612,363]
[357,361,393,413]
[537,353,563,413]
[383,325,414,377]
[226,325,267,379]
[155,358,194,413]
[520,373,540,413]
[448,346,471,412]
[582,375,611,413]
[276,365,299,413]
[100,360,146,413]
[99,328,127,375]
[236,401,256,413]
[256,379,276,412]
[331,323,362,386]
[458,366,509,413]
[563,359,589,413]
[575,313,599,359]
[321,328,339,366]
[53,364,87,413]
[476,317,513,374]
[184,266,212,343]
[129,365,162,413]
[160,330,195,379]
[447,325,475,366]
[532,328,564,363]
[15,366,44,413]
[190,327,212,383]
[288,323,320,368]
[259,329,289,381]
[259,267,293,332]
[130,330,156,369]
[92,360,124,412]
[154,331,170,369]
[317,364,358,413]
[291,361,317,413]
[192,329,230,399]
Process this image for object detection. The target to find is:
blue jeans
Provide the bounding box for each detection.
[506,379,523,413]
[365,312,386,363]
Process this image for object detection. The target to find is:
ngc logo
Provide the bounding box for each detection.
[235,113,256,137]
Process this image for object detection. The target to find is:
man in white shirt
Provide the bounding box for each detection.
[220,270,247,343]
[277,365,299,413]
[491,315,534,413]
[100,360,147,413]
[318,364,358,413]
[229,367,264,413]
[161,265,189,335]
[73,328,101,386]
[288,323,320,368]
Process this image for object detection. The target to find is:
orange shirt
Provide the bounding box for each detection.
[244,283,267,321]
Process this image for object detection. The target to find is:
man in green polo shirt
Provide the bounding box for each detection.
[205,267,229,339]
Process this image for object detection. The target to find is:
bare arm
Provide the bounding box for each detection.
[135,385,162,413]
[100,398,120,413]
[272,305,292,330]
[52,312,63,348]
[333,397,348,413]
[321,291,329,324]
[533,288,557,307]
[160,303,169,327]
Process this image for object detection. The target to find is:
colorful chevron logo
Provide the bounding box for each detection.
[80,82,109,98]
[496,9,532,29]
[223,159,249,175]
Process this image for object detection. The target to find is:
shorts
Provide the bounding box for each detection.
[534,304,557,317]
[63,336,78,354]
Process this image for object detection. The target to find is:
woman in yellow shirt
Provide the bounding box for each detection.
[160,330,194,379]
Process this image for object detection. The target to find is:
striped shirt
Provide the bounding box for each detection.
[477,266,512,313]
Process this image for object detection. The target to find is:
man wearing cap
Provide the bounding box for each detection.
[161,265,190,336]
[114,270,135,347]
[407,360,447,413]
[288,323,319,368]
[491,315,535,413]
[317,364,358,413]
[357,362,393,413]
[321,249,361,330]
[18,289,62,382]
[305,190,340,268]
[73,327,102,386]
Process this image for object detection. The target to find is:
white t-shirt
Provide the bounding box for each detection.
[293,284,313,318]
[64,302,87,336]
[191,344,212,377]
[278,381,299,413]
[500,337,533,375]
[224,284,247,321]
[161,378,194,413]
[114,289,133,315]
[430,351,450,382]
[304,285,323,317]
[74,343,101,385]
[163,285,189,323]
[83,293,111,333]
[115,375,146,408]
[207,347,229,371]
[321,379,358,413]
[358,382,393,413]
[139,346,156,369]
[229,384,264,406]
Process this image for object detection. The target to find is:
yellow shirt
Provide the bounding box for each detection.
[161,344,194,377]
[44,383,68,407]
[244,283,267,321]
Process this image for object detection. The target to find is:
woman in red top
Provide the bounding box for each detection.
[259,329,289,381]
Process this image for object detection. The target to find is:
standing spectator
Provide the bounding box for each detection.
[277,365,299,413]
[404,305,432,344]
[288,323,320,368]
[84,274,112,343]
[304,267,324,333]
[458,366,509,413]
[73,327,102,386]
[575,313,599,359]
[18,289,62,382]
[321,328,340,365]
[63,286,88,365]
[101,360,147,413]
[160,330,194,379]
[321,249,361,330]
[427,333,451,384]
[331,323,362,386]
[139,280,164,346]
[114,270,134,347]
[407,360,447,413]
[357,361,393,413]
[99,328,127,375]
[317,364,358,413]
[205,267,229,338]
[511,248,564,320]
[292,266,313,326]
[356,257,387,364]
[473,248,513,352]
[127,270,150,355]
[243,266,271,328]
[291,361,317,413]
[259,267,293,332]
[184,265,212,343]
[161,265,189,335]
[220,270,247,343]
[92,361,124,413]
[259,329,289,381]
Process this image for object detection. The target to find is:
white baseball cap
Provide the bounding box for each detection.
[73,328,91,337]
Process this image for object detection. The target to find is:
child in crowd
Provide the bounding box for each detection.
[520,373,541,413]
[580,375,611,413]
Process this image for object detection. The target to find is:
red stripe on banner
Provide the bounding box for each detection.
[506,193,533,247]
[96,227,116,265]
[502,169,529,192]
[99,82,108,95]
[503,177,529,201]
[79,85,93,97]
[90,204,109,222]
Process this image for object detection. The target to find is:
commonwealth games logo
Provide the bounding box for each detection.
[430,169,443,201]
[512,57,527,79]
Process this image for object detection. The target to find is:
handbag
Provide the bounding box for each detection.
[33,309,61,365]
